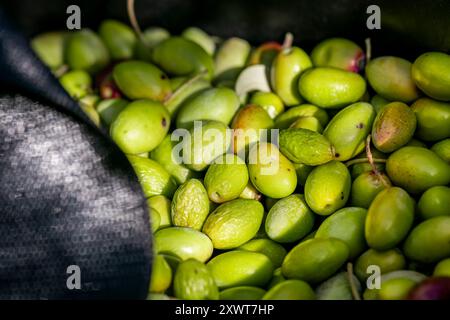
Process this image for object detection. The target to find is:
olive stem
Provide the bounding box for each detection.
[163,71,208,104]
[127,0,143,40]
[344,158,386,167]
[282,32,294,51]
[347,262,361,300]
[365,135,377,173]
[365,37,372,63]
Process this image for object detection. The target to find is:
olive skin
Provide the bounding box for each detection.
[304,161,351,216]
[323,102,376,161]
[282,238,349,284]
[271,47,313,106]
[153,37,214,79]
[355,248,406,282]
[417,186,450,220]
[65,29,110,74]
[110,99,170,154]
[431,139,450,163]
[366,56,420,103]
[248,142,297,199]
[412,52,450,101]
[98,19,137,60]
[311,38,365,72]
[315,207,367,259]
[372,102,417,153]
[113,61,172,102]
[386,147,450,194]
[404,216,450,263]
[351,171,390,209]
[365,187,415,250]
[298,67,366,109]
[411,98,450,141]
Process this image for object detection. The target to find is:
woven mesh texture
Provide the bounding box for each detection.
[0,95,152,299]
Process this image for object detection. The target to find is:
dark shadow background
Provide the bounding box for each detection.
[2,0,450,58]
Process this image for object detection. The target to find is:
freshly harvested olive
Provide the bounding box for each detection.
[147,195,172,229]
[171,179,209,230]
[127,155,177,198]
[99,19,137,60]
[149,255,172,293]
[182,27,215,56]
[304,161,351,216]
[238,238,287,268]
[31,31,66,69]
[153,37,214,79]
[176,87,240,128]
[366,56,420,103]
[417,186,450,220]
[202,199,264,249]
[65,29,109,74]
[110,99,170,154]
[282,238,349,284]
[355,248,406,282]
[323,102,375,161]
[59,70,92,99]
[412,52,450,101]
[378,278,417,300]
[411,98,450,141]
[403,216,450,263]
[154,227,214,262]
[431,139,450,163]
[386,147,450,194]
[173,259,219,300]
[204,154,249,203]
[231,104,274,154]
[248,142,297,199]
[207,251,274,289]
[250,91,285,119]
[433,258,450,277]
[113,61,172,101]
[365,187,415,250]
[279,128,334,166]
[298,67,366,109]
[315,207,367,259]
[262,280,316,300]
[265,194,315,243]
[214,37,251,81]
[372,102,417,153]
[181,120,231,171]
[311,38,365,72]
[271,46,313,106]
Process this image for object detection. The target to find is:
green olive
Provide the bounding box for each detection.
[153,37,214,79]
[65,29,109,74]
[355,248,406,282]
[365,56,419,103]
[113,61,172,101]
[298,67,366,109]
[365,187,415,250]
[99,19,137,60]
[412,52,450,101]
[417,186,450,220]
[110,99,170,154]
[411,98,450,142]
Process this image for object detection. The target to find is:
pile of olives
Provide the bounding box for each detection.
[31,19,450,300]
